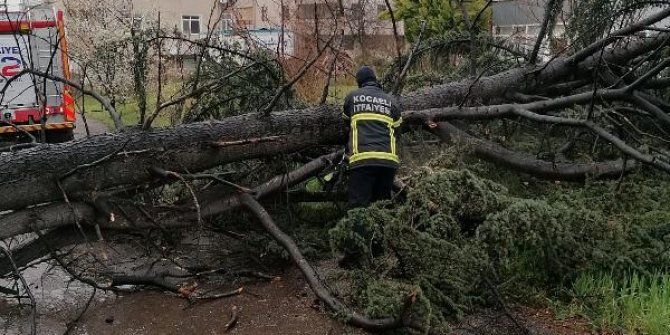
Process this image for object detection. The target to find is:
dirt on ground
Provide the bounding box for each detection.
[451,306,603,335]
[0,259,606,335]
[71,268,366,335]
[69,269,602,335]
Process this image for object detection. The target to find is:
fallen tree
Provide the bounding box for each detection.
[1,28,668,212]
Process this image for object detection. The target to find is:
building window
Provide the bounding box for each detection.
[131,17,143,30]
[221,12,234,33]
[497,26,512,35]
[513,25,525,35]
[182,15,201,35]
[119,9,143,30]
[526,25,540,36]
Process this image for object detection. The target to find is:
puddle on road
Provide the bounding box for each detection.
[0,231,258,334]
[0,261,113,335]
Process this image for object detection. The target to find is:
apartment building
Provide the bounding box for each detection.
[218,0,406,61]
[57,0,229,38]
[21,0,401,62]
[291,0,405,59]
[130,0,227,36]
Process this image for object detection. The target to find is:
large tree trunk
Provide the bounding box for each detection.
[0,108,343,211]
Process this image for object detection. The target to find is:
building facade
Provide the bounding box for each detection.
[16,0,402,67]
[290,0,405,59]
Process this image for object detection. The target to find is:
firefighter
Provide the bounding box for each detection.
[339,65,402,267]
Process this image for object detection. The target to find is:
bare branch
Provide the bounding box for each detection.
[567,8,670,64]
[457,0,478,76]
[511,108,670,172]
[529,0,562,64]
[319,30,345,105]
[630,92,670,130]
[625,58,670,92]
[0,246,36,335]
[383,0,402,59]
[263,33,337,115]
[143,61,260,129]
[23,69,123,130]
[394,20,427,96]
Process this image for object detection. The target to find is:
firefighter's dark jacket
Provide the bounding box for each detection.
[343,81,402,169]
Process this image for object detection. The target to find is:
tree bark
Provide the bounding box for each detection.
[434,122,637,181]
[0,152,339,242]
[0,108,344,211]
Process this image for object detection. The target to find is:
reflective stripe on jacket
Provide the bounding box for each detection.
[343,82,402,169]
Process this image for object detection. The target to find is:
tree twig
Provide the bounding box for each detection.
[383,0,402,60]
[394,20,427,96]
[263,33,336,115]
[61,140,131,179]
[319,30,345,105]
[482,276,530,335]
[529,0,561,64]
[192,287,244,302]
[149,166,252,193]
[511,108,670,172]
[224,305,239,332]
[0,246,36,335]
[206,135,284,148]
[63,288,97,335]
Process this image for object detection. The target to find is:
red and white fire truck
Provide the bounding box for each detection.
[0,1,75,142]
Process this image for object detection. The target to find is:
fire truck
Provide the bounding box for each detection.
[0,1,75,143]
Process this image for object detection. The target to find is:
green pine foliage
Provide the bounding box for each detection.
[388,0,492,42]
[327,163,670,331]
[183,45,301,122]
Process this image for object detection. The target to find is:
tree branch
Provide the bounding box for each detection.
[511,108,670,173]
[529,0,562,64]
[434,121,637,180]
[239,193,414,331]
[0,246,36,335]
[394,20,427,96]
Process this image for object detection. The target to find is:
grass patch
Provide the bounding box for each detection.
[77,85,182,129]
[79,82,356,129]
[564,272,670,335]
[326,84,357,104]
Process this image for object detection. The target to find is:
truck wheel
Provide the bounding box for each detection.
[46,129,75,143]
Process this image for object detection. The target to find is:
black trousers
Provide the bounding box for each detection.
[347,166,397,209]
[343,166,396,259]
